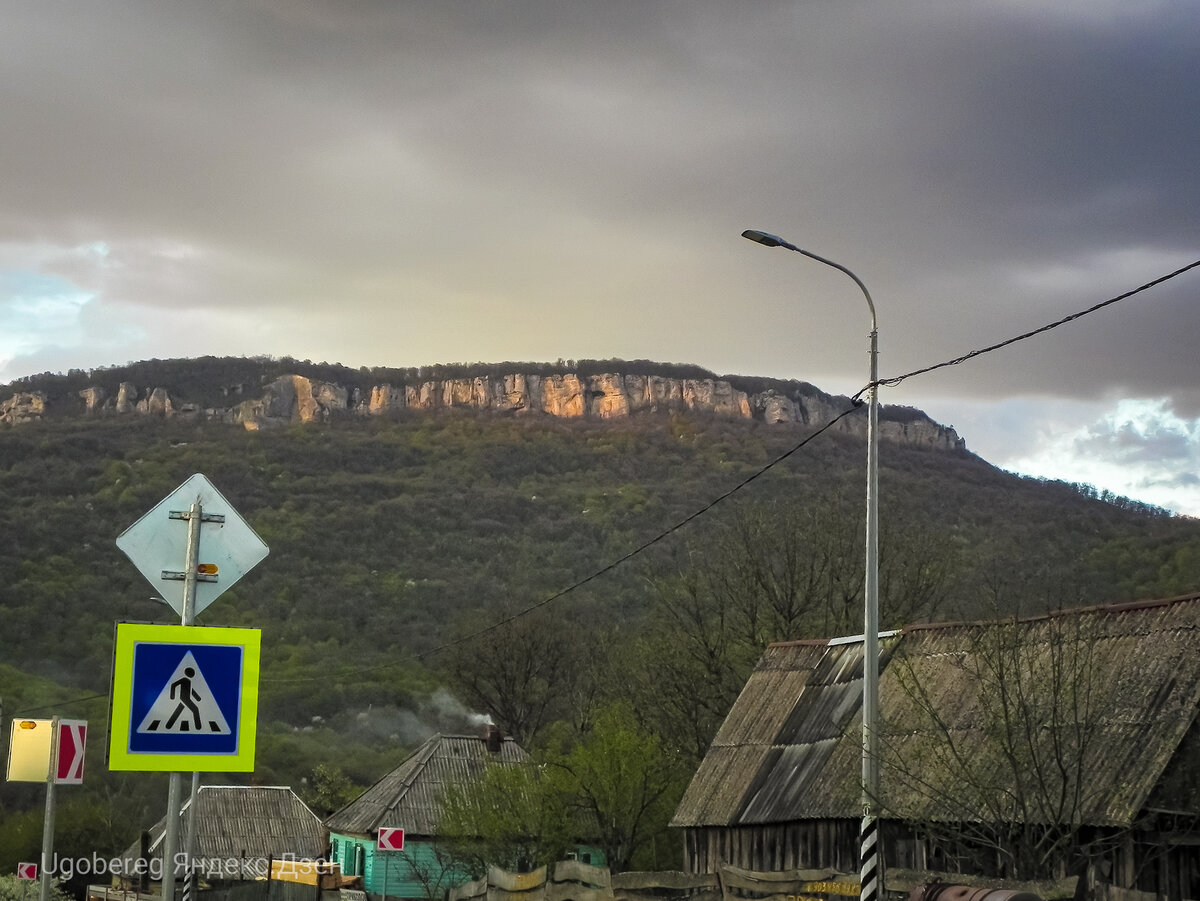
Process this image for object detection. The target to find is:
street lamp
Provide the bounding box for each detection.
[741,229,881,901]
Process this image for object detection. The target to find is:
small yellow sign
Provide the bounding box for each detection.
[6,718,52,782]
[108,623,261,772]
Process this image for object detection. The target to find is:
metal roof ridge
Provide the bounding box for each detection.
[761,594,1200,647]
[766,638,832,648]
[899,592,1200,633]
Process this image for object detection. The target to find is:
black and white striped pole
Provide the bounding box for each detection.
[741,230,882,901]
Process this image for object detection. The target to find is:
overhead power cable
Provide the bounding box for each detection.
[262,402,864,683]
[850,256,1200,401]
[6,693,110,717]
[410,405,864,663]
[33,256,1191,699]
[401,253,1200,671]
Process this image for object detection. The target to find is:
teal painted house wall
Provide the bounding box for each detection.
[330,832,606,900]
[330,832,470,899]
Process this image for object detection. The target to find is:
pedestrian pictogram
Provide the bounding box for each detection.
[137,652,231,735]
[108,623,261,772]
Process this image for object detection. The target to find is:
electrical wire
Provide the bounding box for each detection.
[375,253,1200,674]
[262,402,865,683]
[5,694,109,717]
[851,256,1200,401]
[33,254,1200,695]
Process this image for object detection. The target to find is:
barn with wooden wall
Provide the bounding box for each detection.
[672,594,1200,901]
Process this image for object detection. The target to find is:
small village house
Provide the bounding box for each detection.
[326,726,604,900]
[107,784,327,892]
[672,594,1200,901]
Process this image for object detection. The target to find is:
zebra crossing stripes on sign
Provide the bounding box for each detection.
[136,652,232,736]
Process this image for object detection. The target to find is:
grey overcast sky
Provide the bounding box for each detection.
[3,1,1199,513]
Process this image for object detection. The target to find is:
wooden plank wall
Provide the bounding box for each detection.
[683,823,861,874]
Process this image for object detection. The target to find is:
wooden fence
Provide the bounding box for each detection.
[449,862,859,901]
[449,863,1080,901]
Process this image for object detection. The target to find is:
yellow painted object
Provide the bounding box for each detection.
[270,859,343,887]
[798,881,861,897]
[6,719,52,782]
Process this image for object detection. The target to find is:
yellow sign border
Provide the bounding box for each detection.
[109,623,261,772]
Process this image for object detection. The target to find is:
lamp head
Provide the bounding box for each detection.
[741,229,786,247]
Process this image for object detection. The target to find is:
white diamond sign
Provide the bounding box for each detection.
[117,474,269,618]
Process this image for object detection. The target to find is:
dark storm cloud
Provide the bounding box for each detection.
[2,1,1198,414]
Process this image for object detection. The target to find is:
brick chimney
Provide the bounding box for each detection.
[483,723,503,753]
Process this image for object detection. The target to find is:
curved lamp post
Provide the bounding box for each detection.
[741,229,881,901]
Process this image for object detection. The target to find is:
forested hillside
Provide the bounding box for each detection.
[2,357,1198,877]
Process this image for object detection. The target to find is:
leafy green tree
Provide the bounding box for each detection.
[0,875,69,901]
[539,701,687,872]
[439,703,685,875]
[437,759,574,875]
[299,764,360,818]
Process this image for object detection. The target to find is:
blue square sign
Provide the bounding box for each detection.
[128,642,244,755]
[109,623,261,772]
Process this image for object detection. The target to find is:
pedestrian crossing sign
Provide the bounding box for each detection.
[108,623,261,772]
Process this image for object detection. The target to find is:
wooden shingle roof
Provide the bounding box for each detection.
[673,594,1200,830]
[325,733,527,837]
[122,785,326,878]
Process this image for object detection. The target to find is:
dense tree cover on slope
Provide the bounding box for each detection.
[1,368,1199,879]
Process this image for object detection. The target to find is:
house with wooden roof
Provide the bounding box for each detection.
[327,726,604,900]
[113,785,327,888]
[672,594,1200,901]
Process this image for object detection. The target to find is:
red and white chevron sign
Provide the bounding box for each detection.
[55,720,87,785]
[17,862,38,880]
[377,827,404,851]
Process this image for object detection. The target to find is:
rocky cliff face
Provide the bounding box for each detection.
[2,370,966,452]
[0,392,46,425]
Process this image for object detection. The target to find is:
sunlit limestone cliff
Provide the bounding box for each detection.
[2,364,965,453]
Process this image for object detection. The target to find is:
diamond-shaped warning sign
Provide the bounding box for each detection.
[116,474,268,618]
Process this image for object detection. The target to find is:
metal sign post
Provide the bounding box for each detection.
[161,499,202,901]
[116,475,268,901]
[7,717,87,901]
[39,718,59,901]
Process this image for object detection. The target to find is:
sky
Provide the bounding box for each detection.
[2,1,1199,515]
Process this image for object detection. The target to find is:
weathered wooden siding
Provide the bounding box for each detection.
[684,821,1200,901]
[683,822,860,875]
